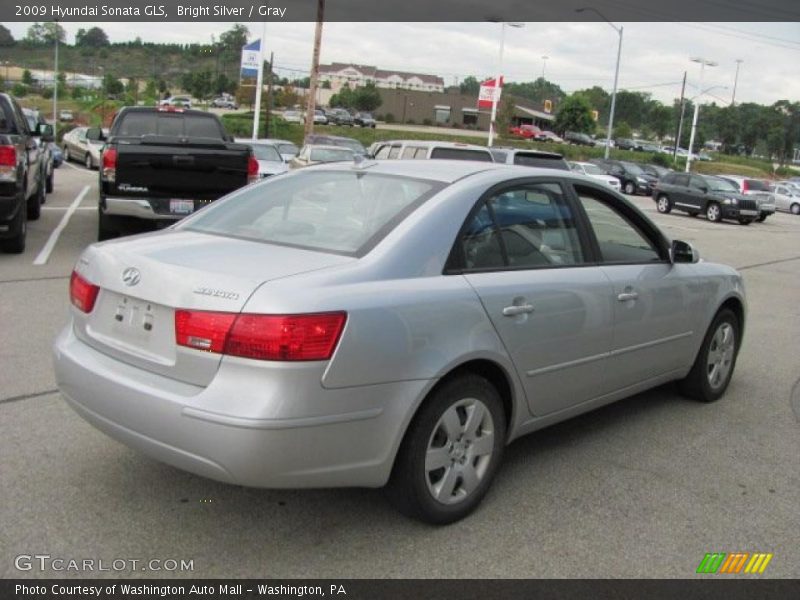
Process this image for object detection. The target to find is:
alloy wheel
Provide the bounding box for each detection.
[425,398,495,505]
[706,323,735,391]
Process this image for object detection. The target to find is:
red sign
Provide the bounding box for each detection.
[478,76,504,109]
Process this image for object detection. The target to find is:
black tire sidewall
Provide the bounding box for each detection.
[390,374,506,524]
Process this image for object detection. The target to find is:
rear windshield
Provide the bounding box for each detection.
[513,153,569,170]
[277,142,299,156]
[114,112,224,138]
[746,179,770,191]
[430,148,493,162]
[309,148,354,162]
[181,171,443,256]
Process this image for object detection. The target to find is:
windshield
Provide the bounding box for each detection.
[706,177,738,192]
[309,148,355,162]
[181,171,441,255]
[249,144,282,162]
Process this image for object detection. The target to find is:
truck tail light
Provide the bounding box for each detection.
[102,147,117,183]
[175,310,347,361]
[247,155,259,183]
[70,271,100,313]
[0,145,16,182]
[742,180,750,192]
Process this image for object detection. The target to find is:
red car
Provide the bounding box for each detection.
[508,124,541,139]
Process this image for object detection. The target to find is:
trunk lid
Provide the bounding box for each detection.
[74,231,354,386]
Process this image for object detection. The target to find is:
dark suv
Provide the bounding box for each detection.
[591,159,656,195]
[652,173,758,225]
[0,93,51,253]
[564,131,596,146]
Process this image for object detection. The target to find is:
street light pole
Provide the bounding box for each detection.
[541,55,549,80]
[731,59,743,106]
[487,21,524,148]
[53,21,59,140]
[576,8,622,160]
[685,56,718,173]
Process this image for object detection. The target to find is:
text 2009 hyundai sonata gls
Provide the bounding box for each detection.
[53,160,745,524]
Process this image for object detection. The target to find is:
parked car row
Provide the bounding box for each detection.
[281,108,377,128]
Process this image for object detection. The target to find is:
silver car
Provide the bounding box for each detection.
[53,160,746,524]
[62,126,104,169]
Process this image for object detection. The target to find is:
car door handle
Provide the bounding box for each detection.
[502,304,535,316]
[617,292,639,302]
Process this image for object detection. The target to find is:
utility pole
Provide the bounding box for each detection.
[304,0,325,139]
[265,51,274,138]
[731,59,743,106]
[673,71,686,162]
[52,20,59,140]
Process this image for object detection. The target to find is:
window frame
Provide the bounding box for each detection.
[444,177,597,275]
[569,182,671,265]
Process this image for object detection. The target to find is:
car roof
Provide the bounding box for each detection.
[305,144,356,151]
[300,158,592,184]
[492,147,563,158]
[235,138,280,146]
[259,138,296,144]
[374,140,491,152]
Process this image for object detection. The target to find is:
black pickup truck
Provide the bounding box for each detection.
[91,106,257,240]
[0,92,52,253]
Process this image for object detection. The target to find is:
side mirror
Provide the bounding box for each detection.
[36,123,54,141]
[671,239,699,264]
[86,127,105,142]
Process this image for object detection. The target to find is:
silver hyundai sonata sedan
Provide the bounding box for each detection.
[53,159,745,524]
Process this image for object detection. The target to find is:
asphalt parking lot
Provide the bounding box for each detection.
[1,165,798,579]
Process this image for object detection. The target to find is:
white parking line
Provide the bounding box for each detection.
[33,185,91,266]
[41,206,95,211]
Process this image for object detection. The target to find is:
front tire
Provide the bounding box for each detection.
[656,194,672,214]
[386,374,506,524]
[624,181,636,195]
[85,154,93,170]
[706,202,722,223]
[790,203,800,215]
[757,214,767,223]
[679,308,740,403]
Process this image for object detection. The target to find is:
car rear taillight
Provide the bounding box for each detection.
[70,271,100,313]
[0,145,16,182]
[742,180,750,192]
[175,310,237,353]
[174,310,346,361]
[102,147,117,183]
[247,155,259,183]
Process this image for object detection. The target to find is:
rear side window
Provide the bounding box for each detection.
[116,112,224,138]
[388,146,402,159]
[512,154,569,170]
[430,148,493,162]
[374,145,391,159]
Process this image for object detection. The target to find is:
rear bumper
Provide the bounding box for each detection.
[101,196,216,221]
[53,323,428,489]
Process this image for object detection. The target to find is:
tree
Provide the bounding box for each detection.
[648,104,673,140]
[353,82,381,112]
[76,27,110,48]
[275,85,300,108]
[459,76,481,96]
[506,78,567,108]
[574,86,610,123]
[219,24,249,55]
[613,121,632,139]
[25,22,66,45]
[553,94,595,135]
[102,73,124,96]
[22,69,34,85]
[0,24,14,46]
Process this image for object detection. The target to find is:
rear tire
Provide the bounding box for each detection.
[27,180,43,221]
[46,169,53,194]
[706,202,722,223]
[679,308,740,403]
[97,208,119,241]
[656,194,672,214]
[386,373,506,524]
[2,202,27,254]
[85,154,93,170]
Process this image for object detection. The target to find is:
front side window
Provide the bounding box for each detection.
[577,190,662,264]
[182,171,441,256]
[458,182,584,271]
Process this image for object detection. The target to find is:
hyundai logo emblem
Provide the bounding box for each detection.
[122,267,141,287]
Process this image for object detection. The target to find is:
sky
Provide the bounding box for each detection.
[6,21,800,106]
